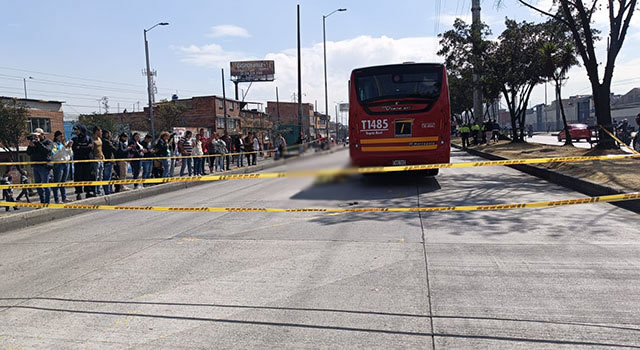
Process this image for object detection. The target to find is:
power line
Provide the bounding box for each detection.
[0,66,211,94]
[0,85,144,102]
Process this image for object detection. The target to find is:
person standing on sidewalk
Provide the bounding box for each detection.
[252,132,260,166]
[459,123,470,149]
[15,170,31,203]
[199,129,209,175]
[101,130,116,195]
[214,134,226,172]
[91,126,105,196]
[140,134,155,183]
[128,133,144,189]
[178,131,194,176]
[26,128,53,204]
[1,171,18,211]
[244,133,253,166]
[235,133,244,167]
[483,120,494,145]
[221,131,232,171]
[51,130,73,203]
[115,133,130,192]
[154,132,171,178]
[192,134,204,176]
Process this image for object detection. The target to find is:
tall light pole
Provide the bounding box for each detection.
[144,22,169,140]
[323,8,346,140]
[23,76,33,99]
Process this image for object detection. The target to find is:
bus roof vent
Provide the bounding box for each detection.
[402,61,415,64]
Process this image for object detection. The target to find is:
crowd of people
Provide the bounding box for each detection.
[456,120,502,149]
[2,126,293,210]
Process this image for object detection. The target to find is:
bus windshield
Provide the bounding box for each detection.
[354,65,443,103]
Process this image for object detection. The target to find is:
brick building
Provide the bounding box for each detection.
[103,95,249,137]
[0,97,65,162]
[265,101,315,144]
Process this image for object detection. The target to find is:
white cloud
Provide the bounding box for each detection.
[174,44,250,68]
[176,35,441,116]
[207,25,251,38]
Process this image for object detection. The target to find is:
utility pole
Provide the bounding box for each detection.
[222,68,228,133]
[471,0,483,125]
[297,4,303,142]
[276,86,281,130]
[335,104,339,141]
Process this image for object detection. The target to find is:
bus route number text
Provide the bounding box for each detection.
[361,119,389,131]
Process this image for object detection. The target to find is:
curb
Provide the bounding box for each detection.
[0,147,347,234]
[452,143,640,214]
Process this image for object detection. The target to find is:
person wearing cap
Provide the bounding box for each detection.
[26,127,54,204]
[51,130,73,203]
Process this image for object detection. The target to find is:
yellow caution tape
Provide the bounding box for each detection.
[0,153,638,190]
[0,139,323,166]
[1,192,638,213]
[599,125,639,155]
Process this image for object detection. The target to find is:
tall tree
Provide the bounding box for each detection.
[438,18,493,123]
[0,100,29,164]
[154,102,187,133]
[517,0,638,148]
[78,113,117,133]
[539,19,580,146]
[486,19,546,142]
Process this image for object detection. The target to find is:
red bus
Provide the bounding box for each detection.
[348,63,450,175]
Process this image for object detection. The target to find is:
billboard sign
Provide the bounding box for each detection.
[339,103,349,112]
[230,60,275,82]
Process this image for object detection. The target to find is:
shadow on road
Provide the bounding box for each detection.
[1,297,638,348]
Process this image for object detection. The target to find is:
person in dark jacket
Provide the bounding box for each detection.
[128,133,144,188]
[221,131,232,171]
[26,128,54,204]
[101,130,116,195]
[154,132,171,178]
[114,133,130,192]
[71,124,94,200]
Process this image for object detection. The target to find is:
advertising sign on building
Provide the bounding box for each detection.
[230,60,275,82]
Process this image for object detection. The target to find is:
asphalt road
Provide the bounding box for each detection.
[1,148,640,349]
[529,134,593,149]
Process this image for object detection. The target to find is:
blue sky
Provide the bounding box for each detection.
[2,0,639,119]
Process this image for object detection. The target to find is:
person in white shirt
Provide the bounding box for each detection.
[51,130,73,203]
[192,134,204,176]
[251,133,260,165]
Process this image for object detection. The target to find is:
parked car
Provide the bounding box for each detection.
[558,124,593,142]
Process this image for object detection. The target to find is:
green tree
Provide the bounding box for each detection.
[517,0,638,148]
[486,19,546,142]
[78,113,117,133]
[438,19,493,124]
[539,19,579,146]
[0,100,29,164]
[154,102,188,133]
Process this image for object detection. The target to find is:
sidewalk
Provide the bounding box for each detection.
[1,147,318,217]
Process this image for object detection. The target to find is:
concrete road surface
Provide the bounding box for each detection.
[1,148,640,349]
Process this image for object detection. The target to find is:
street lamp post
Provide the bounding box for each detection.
[323,8,346,141]
[144,22,169,140]
[23,76,33,99]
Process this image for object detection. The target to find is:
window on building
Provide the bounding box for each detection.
[28,118,51,133]
[229,102,234,110]
[216,118,225,129]
[218,100,223,109]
